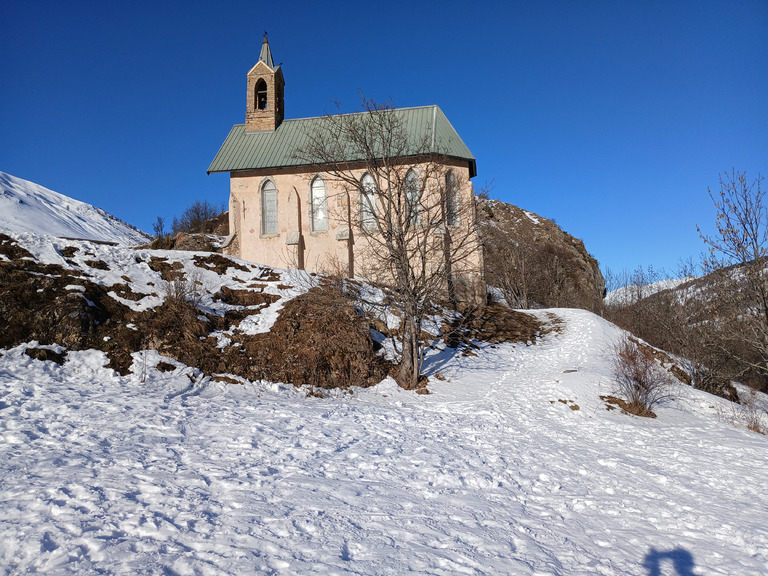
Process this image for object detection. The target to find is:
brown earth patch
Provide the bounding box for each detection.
[258,268,281,282]
[446,304,543,348]
[110,283,155,302]
[0,233,35,261]
[84,259,110,270]
[147,257,184,281]
[192,253,250,275]
[25,347,67,365]
[156,361,177,372]
[229,287,391,389]
[59,246,78,258]
[211,375,242,385]
[214,285,280,307]
[600,395,657,418]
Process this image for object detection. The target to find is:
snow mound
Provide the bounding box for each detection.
[0,171,150,245]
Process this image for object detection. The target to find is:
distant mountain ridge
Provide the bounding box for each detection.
[0,171,150,245]
[604,277,694,306]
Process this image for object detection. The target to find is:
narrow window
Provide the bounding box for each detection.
[261,180,278,235]
[360,173,376,230]
[310,177,328,232]
[446,170,460,226]
[255,79,268,110]
[404,169,420,226]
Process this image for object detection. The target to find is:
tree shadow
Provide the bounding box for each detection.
[643,547,699,576]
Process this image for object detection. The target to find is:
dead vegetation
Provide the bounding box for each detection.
[0,234,390,389]
[444,303,543,349]
[1,232,554,394]
[610,335,676,418]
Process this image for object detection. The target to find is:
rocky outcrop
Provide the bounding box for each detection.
[477,198,604,311]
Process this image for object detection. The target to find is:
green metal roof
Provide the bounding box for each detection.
[207,105,476,177]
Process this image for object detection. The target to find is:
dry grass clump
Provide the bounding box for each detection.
[445,303,543,349]
[236,286,391,389]
[611,335,676,417]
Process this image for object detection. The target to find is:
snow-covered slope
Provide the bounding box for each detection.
[1,232,767,574]
[0,171,149,244]
[605,277,694,306]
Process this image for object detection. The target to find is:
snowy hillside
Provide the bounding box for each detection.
[1,231,767,574]
[605,277,694,306]
[0,171,149,244]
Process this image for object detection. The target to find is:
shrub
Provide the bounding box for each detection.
[739,390,767,434]
[612,335,675,417]
[172,200,222,235]
[163,269,204,309]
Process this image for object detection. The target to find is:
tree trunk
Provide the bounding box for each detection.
[397,310,421,389]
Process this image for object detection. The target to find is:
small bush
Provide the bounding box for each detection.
[164,269,204,309]
[612,335,675,417]
[172,200,222,235]
[740,390,766,434]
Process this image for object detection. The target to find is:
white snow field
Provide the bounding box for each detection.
[604,278,694,306]
[0,171,149,244]
[1,306,767,574]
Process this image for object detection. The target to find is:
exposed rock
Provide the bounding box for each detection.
[477,198,605,310]
[172,233,221,253]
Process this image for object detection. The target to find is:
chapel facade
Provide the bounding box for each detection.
[208,36,484,303]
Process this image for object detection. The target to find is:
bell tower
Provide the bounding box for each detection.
[245,34,285,132]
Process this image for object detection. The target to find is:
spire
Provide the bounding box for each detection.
[259,33,274,68]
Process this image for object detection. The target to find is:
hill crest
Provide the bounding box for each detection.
[0,171,150,245]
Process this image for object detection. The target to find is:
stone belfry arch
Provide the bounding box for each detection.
[245,34,285,132]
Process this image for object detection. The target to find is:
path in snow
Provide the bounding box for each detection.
[1,309,767,574]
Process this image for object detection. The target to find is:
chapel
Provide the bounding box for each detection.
[208,36,484,302]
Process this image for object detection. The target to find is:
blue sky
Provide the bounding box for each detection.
[1,0,766,276]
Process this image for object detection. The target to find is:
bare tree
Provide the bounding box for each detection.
[172,200,222,235]
[699,170,768,387]
[153,216,166,239]
[295,98,483,389]
[483,225,534,308]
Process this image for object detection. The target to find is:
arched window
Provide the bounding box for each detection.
[360,173,376,230]
[310,176,328,232]
[445,170,460,226]
[404,169,420,226]
[255,79,268,110]
[261,180,278,235]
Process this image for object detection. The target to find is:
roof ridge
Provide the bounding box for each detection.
[229,104,443,126]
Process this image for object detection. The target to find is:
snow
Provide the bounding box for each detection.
[1,308,767,574]
[0,171,150,245]
[605,277,694,306]
[523,210,541,225]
